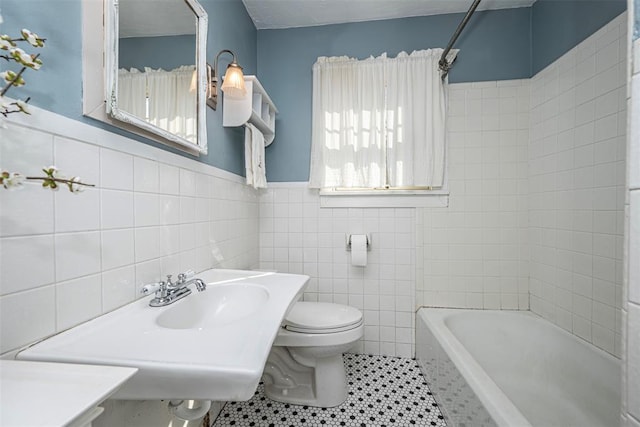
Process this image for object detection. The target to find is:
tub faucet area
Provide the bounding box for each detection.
[141,271,207,307]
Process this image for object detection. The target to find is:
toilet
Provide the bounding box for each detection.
[262,301,364,408]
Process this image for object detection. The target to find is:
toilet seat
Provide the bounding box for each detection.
[283,302,363,333]
[265,301,364,407]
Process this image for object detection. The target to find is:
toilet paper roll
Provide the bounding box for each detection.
[350,234,368,267]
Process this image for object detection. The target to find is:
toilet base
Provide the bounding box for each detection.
[262,346,348,408]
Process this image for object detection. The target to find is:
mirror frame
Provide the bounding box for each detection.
[82,0,208,155]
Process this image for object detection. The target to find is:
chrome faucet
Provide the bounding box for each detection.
[182,276,207,292]
[141,270,207,307]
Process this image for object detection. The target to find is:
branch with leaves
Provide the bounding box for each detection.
[1,166,94,193]
[0,15,94,194]
[1,27,45,116]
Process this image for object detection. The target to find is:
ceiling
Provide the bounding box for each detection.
[117,0,537,37]
[119,0,196,38]
[242,0,536,30]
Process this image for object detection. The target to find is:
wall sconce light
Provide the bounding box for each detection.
[207,49,246,110]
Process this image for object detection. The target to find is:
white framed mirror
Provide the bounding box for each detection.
[82,0,208,155]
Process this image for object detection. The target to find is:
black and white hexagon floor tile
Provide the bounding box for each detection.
[213,354,447,427]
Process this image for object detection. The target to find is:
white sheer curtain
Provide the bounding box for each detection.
[118,66,197,143]
[118,68,147,119]
[309,49,455,189]
[171,66,198,143]
[145,67,176,134]
[309,55,387,188]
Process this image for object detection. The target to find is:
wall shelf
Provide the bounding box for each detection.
[223,75,278,146]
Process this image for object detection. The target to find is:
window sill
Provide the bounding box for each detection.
[318,189,449,208]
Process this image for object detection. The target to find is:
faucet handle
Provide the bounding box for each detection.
[141,282,162,295]
[178,270,195,283]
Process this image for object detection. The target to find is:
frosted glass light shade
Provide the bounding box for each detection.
[221,64,246,99]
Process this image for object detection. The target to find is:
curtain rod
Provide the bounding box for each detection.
[439,0,482,80]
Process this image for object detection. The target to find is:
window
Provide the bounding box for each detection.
[309,49,455,197]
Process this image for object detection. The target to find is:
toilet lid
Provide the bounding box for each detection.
[283,302,363,333]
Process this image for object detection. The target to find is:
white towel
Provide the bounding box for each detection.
[244,124,254,187]
[244,124,267,189]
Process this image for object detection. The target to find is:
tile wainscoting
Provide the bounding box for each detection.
[0,109,260,354]
[259,185,416,358]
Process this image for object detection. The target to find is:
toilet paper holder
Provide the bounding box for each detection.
[345,234,372,251]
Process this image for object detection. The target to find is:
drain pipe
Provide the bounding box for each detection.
[168,400,211,421]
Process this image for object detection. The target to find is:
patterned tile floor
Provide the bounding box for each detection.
[213,354,447,427]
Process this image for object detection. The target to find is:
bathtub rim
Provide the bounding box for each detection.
[418,308,533,427]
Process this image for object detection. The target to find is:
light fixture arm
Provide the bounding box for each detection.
[213,49,238,80]
[207,49,242,110]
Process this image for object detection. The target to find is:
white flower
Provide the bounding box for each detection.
[1,171,25,190]
[21,29,43,47]
[10,47,30,62]
[0,37,13,51]
[10,47,42,70]
[41,166,63,191]
[15,99,30,114]
[47,166,63,179]
[0,70,25,87]
[69,176,85,194]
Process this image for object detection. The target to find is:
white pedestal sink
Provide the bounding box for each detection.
[16,269,308,401]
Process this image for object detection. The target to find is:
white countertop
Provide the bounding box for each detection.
[0,360,137,427]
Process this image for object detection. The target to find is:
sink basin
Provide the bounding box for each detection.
[156,283,269,329]
[16,269,308,401]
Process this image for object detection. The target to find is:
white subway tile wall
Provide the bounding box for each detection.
[417,79,531,311]
[0,121,260,354]
[624,5,640,425]
[259,188,416,358]
[529,14,627,356]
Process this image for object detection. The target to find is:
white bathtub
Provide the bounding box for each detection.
[416,308,620,427]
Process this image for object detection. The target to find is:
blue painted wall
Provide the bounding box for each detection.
[119,35,196,71]
[531,0,627,74]
[1,0,83,122]
[258,2,627,182]
[1,0,628,180]
[258,8,532,182]
[0,0,256,176]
